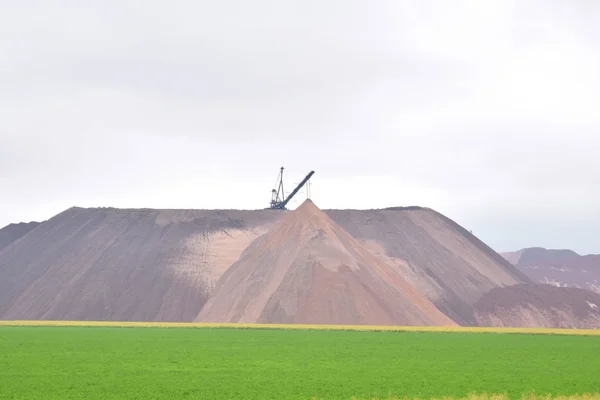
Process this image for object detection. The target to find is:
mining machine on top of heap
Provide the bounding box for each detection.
[269,167,315,210]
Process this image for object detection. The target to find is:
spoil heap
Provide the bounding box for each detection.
[0,202,530,324]
[196,199,456,326]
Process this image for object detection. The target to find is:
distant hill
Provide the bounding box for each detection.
[475,284,600,329]
[0,222,40,251]
[503,247,580,266]
[501,248,600,294]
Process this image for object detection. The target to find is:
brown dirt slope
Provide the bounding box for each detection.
[502,248,600,294]
[474,283,600,329]
[0,207,282,321]
[328,207,531,325]
[0,222,40,251]
[196,200,456,326]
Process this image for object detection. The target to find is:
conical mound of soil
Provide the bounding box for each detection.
[195,199,456,326]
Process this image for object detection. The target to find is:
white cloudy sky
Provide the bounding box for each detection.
[1,0,599,253]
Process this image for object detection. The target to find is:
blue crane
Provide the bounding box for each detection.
[269,167,315,210]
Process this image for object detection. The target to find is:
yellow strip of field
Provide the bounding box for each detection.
[347,395,600,400]
[0,320,599,336]
[352,394,600,400]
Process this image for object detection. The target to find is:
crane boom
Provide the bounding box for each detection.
[269,169,314,210]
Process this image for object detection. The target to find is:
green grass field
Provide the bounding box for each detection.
[1,326,599,399]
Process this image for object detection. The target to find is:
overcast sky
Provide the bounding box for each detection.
[1,0,599,254]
